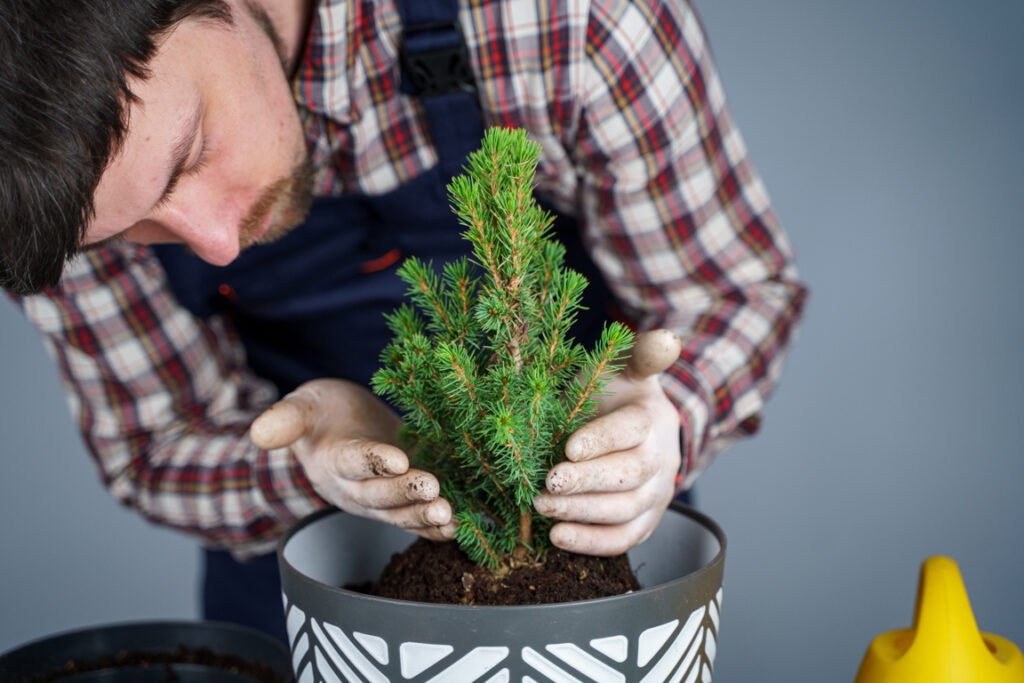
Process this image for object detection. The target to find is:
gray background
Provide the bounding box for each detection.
[1,1,1021,680]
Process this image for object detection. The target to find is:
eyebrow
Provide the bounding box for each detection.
[155,100,204,208]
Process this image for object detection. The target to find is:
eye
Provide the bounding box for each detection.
[153,134,209,210]
[189,137,211,175]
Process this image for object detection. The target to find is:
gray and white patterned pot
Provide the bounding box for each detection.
[278,501,725,683]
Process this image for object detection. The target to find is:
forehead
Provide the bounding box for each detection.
[88,24,206,242]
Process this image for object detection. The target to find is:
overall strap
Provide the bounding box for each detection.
[395,0,484,177]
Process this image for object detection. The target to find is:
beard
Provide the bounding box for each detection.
[239,154,316,250]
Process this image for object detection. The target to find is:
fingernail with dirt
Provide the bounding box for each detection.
[366,452,388,476]
[547,469,577,495]
[407,475,438,500]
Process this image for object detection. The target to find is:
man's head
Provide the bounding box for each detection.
[0,0,314,295]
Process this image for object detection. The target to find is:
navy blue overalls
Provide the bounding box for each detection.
[153,0,624,643]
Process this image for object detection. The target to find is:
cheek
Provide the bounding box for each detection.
[242,43,304,158]
[235,89,304,174]
[206,48,302,173]
[273,96,307,159]
[214,104,300,182]
[272,108,301,151]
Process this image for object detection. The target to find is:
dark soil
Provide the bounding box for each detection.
[365,539,640,605]
[26,645,288,683]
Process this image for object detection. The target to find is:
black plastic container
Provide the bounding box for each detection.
[0,621,293,683]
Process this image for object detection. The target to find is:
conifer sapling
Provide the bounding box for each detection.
[371,127,634,570]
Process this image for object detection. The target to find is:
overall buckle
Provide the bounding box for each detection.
[400,20,477,97]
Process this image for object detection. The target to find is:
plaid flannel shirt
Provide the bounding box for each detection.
[11,0,807,558]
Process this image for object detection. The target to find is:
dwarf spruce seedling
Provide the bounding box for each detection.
[371,128,633,569]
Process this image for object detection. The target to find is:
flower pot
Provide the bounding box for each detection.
[278,501,725,682]
[0,621,294,682]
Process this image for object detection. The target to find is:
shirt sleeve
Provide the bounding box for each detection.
[575,0,809,486]
[10,244,326,558]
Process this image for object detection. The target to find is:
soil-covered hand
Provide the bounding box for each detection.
[249,379,456,540]
[534,329,684,556]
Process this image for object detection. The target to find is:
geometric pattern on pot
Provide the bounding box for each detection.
[283,588,722,682]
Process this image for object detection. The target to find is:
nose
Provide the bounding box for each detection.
[176,218,242,266]
[132,199,244,266]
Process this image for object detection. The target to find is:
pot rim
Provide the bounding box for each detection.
[277,500,726,612]
[0,619,293,677]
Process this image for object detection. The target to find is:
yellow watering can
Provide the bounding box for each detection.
[856,555,1024,682]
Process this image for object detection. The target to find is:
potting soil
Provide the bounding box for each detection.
[365,539,640,605]
[25,645,288,683]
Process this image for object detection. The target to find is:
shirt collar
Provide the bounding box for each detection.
[292,0,353,121]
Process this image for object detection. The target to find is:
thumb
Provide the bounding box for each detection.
[625,329,683,382]
[250,391,319,449]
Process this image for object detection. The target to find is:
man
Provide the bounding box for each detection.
[1,0,806,642]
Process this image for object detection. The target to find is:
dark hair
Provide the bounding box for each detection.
[0,0,231,295]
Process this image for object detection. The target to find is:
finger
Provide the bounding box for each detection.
[368,498,453,529]
[564,404,650,462]
[328,439,409,480]
[408,521,460,541]
[625,329,683,382]
[548,509,663,556]
[250,391,318,449]
[535,488,656,524]
[349,469,441,509]
[546,447,655,495]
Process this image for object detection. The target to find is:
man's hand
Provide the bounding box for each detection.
[534,329,684,556]
[250,379,456,540]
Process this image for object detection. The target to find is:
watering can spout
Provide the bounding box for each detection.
[855,556,1024,682]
